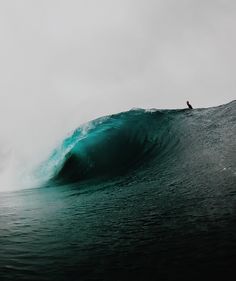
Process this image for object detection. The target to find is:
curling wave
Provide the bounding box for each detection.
[38,101,236,186]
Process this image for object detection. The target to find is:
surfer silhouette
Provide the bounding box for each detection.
[187,101,193,109]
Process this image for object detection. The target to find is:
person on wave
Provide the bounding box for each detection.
[186,101,193,109]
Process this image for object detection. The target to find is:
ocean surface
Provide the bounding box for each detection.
[0,101,236,281]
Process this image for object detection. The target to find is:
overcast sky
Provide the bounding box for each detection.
[0,0,236,160]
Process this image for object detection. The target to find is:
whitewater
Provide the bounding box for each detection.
[0,101,235,281]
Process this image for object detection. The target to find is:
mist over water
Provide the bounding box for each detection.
[0,93,101,191]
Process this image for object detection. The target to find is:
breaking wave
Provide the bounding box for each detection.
[38,101,236,186]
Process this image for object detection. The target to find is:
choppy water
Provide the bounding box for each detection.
[0,101,236,281]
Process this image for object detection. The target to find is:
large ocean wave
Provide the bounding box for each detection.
[38,101,236,187]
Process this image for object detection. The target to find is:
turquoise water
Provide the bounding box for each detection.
[0,101,236,280]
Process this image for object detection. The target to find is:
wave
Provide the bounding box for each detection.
[37,101,236,186]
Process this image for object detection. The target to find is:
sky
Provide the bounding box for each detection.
[0,0,236,184]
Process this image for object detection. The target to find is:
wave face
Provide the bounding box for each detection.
[39,101,236,187]
[40,110,171,183]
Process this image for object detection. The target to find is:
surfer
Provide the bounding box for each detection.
[187,101,193,109]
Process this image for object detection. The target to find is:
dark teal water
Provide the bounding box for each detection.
[0,102,236,281]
